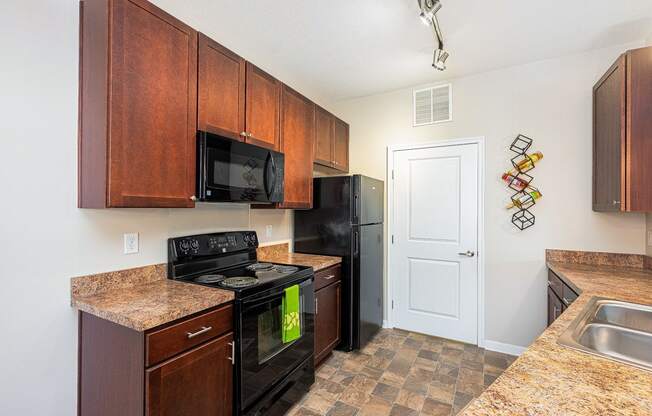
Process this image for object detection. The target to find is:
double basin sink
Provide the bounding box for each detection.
[558,297,652,371]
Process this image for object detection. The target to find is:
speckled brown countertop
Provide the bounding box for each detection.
[461,250,652,416]
[71,264,233,332]
[257,243,342,272]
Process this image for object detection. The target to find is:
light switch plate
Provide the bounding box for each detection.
[124,232,139,254]
[266,225,273,238]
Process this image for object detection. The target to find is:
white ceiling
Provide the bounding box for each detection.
[154,0,652,103]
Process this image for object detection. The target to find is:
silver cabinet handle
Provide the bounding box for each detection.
[186,326,212,339]
[315,298,319,315]
[190,195,197,201]
[613,200,621,205]
[553,306,559,319]
[227,341,235,365]
[458,251,475,257]
[547,280,553,287]
[562,297,570,306]
[240,131,247,138]
[323,274,335,280]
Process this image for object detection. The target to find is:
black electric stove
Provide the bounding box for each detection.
[168,231,315,416]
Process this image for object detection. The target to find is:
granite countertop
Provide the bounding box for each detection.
[257,243,342,272]
[460,251,652,416]
[71,264,234,332]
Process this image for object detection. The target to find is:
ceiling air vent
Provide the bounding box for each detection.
[413,83,452,126]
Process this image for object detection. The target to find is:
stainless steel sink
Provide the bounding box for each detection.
[558,297,652,371]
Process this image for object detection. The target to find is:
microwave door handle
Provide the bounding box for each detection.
[266,153,277,198]
[264,153,272,197]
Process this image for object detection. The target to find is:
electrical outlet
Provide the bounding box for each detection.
[266,225,273,238]
[123,233,139,254]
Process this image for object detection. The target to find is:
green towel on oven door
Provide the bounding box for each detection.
[282,284,301,343]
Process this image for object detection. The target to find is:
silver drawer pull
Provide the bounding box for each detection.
[186,326,212,339]
[562,298,571,306]
[227,341,235,365]
[323,274,336,280]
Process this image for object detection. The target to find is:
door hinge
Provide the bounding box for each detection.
[391,235,394,244]
[391,300,394,309]
[391,170,394,180]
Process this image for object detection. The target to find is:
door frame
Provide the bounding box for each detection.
[386,137,486,347]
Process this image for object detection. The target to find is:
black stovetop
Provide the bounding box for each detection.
[175,261,313,298]
[168,231,314,298]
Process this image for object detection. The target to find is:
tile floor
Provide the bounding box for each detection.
[289,328,516,416]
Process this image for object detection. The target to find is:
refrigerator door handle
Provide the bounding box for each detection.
[354,231,359,255]
[353,194,359,222]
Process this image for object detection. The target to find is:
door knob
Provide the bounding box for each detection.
[458,250,475,257]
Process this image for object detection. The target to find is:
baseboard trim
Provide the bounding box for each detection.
[382,320,392,329]
[483,340,527,356]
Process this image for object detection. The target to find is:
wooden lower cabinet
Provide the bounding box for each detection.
[546,269,579,326]
[146,333,233,416]
[78,305,234,416]
[314,265,342,365]
[547,287,563,326]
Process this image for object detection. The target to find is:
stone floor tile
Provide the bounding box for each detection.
[395,388,426,411]
[421,398,453,416]
[389,403,418,416]
[358,395,393,416]
[326,401,359,416]
[373,382,401,403]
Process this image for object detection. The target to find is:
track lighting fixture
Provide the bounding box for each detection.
[417,0,449,71]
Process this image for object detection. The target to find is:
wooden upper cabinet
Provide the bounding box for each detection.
[198,33,245,141]
[594,46,652,212]
[333,117,350,172]
[245,63,281,151]
[313,106,349,173]
[79,0,197,208]
[314,106,334,166]
[146,333,233,416]
[279,85,315,209]
[593,54,625,212]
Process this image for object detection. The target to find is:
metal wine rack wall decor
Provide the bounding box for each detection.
[502,134,543,230]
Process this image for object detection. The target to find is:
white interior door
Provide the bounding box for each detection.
[392,142,479,344]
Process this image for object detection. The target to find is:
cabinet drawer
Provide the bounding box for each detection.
[561,284,578,308]
[146,303,233,367]
[547,270,564,299]
[314,265,341,291]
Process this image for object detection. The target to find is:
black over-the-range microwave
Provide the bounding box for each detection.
[196,131,284,203]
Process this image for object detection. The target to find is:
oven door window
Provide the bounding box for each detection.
[257,296,303,364]
[240,281,315,410]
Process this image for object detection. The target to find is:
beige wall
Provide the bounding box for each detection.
[332,42,647,350]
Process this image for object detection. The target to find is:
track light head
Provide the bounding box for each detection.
[432,48,449,71]
[418,0,441,25]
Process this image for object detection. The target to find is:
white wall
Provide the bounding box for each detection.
[0,2,295,414]
[332,43,647,350]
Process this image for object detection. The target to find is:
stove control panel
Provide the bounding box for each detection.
[169,231,258,259]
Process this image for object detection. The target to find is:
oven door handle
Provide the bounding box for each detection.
[241,277,312,307]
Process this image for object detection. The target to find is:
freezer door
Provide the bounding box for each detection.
[354,175,384,225]
[358,223,384,349]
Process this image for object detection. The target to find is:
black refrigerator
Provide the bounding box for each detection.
[294,175,383,351]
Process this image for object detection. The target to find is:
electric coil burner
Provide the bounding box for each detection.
[220,276,259,288]
[167,231,315,416]
[194,274,225,284]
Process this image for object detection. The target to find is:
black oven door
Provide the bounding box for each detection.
[197,131,284,203]
[238,277,314,412]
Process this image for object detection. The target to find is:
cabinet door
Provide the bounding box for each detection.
[109,0,197,207]
[245,63,281,150]
[279,85,315,209]
[593,54,625,212]
[547,287,563,327]
[146,333,233,416]
[315,281,341,364]
[314,106,334,167]
[626,47,652,211]
[333,118,349,172]
[198,33,245,141]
